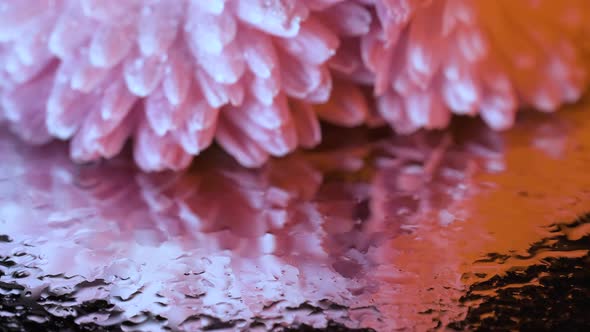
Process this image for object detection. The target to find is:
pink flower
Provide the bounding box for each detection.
[0,0,371,171]
[363,0,590,133]
[1,1,589,171]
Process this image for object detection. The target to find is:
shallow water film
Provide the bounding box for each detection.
[1,101,590,331]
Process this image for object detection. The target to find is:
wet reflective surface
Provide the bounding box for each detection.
[1,102,590,331]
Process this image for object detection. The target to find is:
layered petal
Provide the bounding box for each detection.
[0,0,352,171]
[363,0,590,132]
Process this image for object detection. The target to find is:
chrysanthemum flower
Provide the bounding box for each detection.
[0,0,372,171]
[363,0,590,133]
[1,1,589,171]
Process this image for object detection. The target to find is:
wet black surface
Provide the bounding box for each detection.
[449,214,590,332]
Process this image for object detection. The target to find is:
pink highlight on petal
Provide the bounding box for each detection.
[216,114,270,168]
[315,81,368,127]
[290,99,322,148]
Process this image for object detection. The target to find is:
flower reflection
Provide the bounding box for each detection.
[363,105,590,331]
[2,102,590,331]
